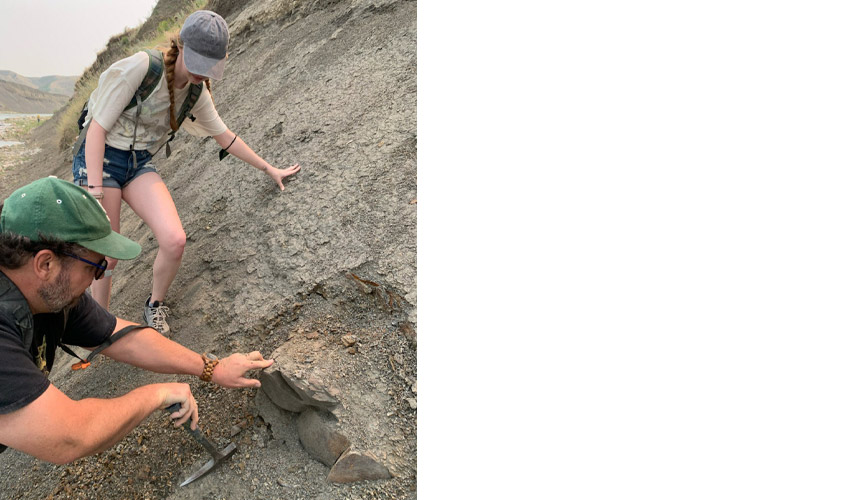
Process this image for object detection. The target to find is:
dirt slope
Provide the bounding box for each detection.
[0,0,417,498]
[0,79,69,113]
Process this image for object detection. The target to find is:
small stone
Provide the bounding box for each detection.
[296,408,350,466]
[306,332,319,340]
[405,397,417,410]
[230,425,242,437]
[393,354,403,365]
[347,347,357,354]
[341,334,356,347]
[327,450,392,483]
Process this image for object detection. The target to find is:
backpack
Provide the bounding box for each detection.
[71,49,203,160]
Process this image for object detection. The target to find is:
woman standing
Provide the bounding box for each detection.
[73,10,301,334]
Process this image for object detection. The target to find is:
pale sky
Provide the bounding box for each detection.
[0,0,160,77]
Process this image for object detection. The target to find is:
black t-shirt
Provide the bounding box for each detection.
[0,274,116,415]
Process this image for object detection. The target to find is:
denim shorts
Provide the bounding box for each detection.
[72,139,158,189]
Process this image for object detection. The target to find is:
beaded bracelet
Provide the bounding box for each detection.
[200,353,219,382]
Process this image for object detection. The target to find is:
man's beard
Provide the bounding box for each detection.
[37,267,81,312]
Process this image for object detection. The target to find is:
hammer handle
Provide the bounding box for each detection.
[164,403,223,458]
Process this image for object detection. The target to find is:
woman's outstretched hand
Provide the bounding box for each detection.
[267,164,301,191]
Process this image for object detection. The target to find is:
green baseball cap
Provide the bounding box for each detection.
[0,177,141,260]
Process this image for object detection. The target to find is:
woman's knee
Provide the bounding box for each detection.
[158,230,187,256]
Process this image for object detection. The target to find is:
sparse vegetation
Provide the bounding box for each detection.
[56,77,99,151]
[3,115,44,139]
[0,115,45,175]
[157,19,174,33]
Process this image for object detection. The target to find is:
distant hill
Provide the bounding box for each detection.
[0,70,76,97]
[0,79,68,113]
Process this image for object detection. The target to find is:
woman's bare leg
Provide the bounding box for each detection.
[122,172,186,304]
[90,186,123,309]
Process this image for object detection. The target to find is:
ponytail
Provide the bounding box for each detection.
[164,39,180,131]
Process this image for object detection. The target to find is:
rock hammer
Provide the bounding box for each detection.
[165,403,238,487]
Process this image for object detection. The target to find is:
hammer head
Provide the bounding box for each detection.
[180,442,238,487]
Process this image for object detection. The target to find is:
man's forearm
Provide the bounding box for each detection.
[0,383,173,465]
[98,318,272,389]
[71,384,168,458]
[100,322,204,378]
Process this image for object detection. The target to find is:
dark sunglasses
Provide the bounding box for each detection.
[61,252,108,280]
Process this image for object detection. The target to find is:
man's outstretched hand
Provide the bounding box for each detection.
[212,351,274,388]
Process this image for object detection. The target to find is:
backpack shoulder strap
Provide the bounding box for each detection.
[149,82,204,159]
[71,49,164,159]
[58,323,147,372]
[175,83,202,128]
[123,49,164,112]
[156,82,203,159]
[0,275,33,353]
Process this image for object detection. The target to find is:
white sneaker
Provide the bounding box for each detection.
[143,296,171,334]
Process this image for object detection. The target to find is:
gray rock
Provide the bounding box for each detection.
[260,370,310,412]
[296,408,350,467]
[260,363,339,413]
[327,450,392,483]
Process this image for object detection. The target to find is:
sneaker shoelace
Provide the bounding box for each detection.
[149,304,170,330]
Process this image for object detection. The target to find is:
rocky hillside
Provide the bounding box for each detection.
[0,79,68,113]
[0,71,77,97]
[0,0,417,498]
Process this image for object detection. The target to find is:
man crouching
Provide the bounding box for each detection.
[0,176,271,464]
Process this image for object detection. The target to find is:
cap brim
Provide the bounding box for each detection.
[183,45,226,80]
[77,230,142,260]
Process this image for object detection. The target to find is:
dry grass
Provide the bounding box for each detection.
[57,77,98,151]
